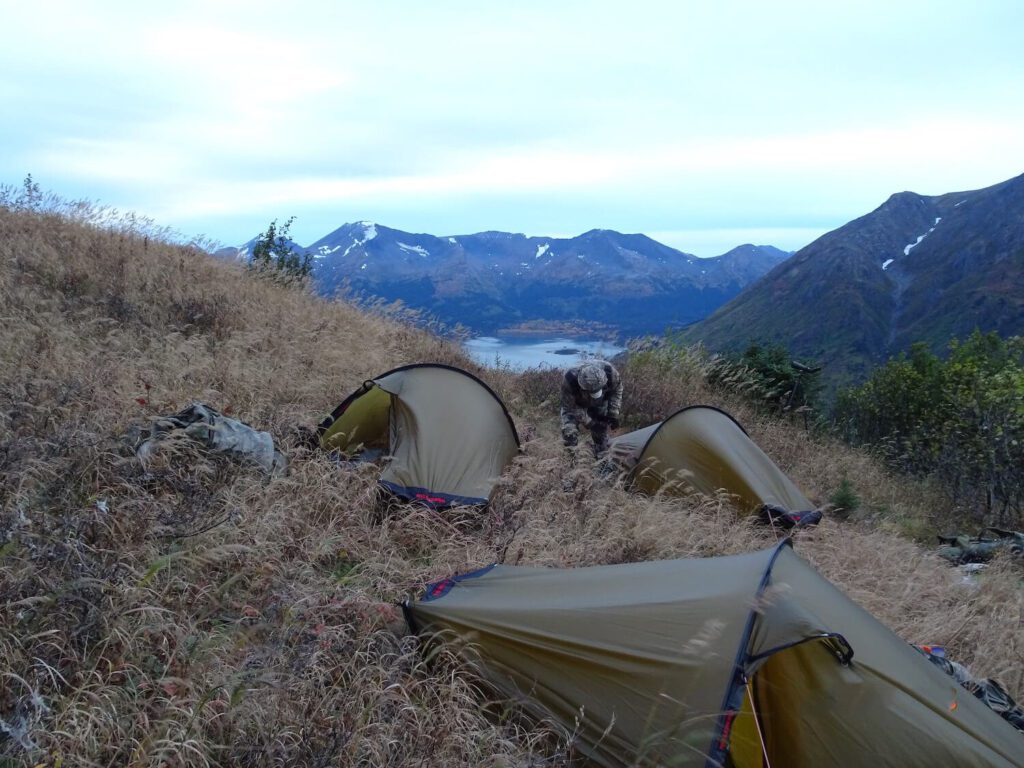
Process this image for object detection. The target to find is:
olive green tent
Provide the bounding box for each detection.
[406,541,1023,767]
[317,364,519,508]
[608,406,813,515]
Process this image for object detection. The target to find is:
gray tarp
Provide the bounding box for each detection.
[133,402,286,474]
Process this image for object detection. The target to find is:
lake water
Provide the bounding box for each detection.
[464,336,626,371]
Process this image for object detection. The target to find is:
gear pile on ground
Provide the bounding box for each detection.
[938,528,1024,565]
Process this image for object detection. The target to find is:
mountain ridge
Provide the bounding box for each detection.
[684,172,1024,388]
[219,225,791,337]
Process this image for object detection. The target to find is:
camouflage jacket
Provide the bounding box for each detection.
[559,361,622,434]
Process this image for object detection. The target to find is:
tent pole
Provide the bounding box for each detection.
[746,680,771,768]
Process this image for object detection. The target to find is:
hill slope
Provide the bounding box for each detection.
[685,172,1024,386]
[1,196,1020,765]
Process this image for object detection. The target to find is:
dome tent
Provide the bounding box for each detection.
[608,405,814,518]
[405,541,1023,768]
[317,363,519,508]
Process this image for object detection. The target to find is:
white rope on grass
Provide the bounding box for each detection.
[746,679,772,768]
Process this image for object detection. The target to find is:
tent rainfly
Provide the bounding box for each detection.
[405,541,1024,768]
[317,364,519,508]
[608,405,813,516]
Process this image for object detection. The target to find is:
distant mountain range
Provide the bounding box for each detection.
[218,227,790,337]
[685,172,1024,388]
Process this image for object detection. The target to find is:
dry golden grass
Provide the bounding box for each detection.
[1,197,1020,766]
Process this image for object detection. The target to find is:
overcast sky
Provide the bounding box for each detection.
[3,1,1023,255]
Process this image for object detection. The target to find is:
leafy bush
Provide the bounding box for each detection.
[836,331,1024,525]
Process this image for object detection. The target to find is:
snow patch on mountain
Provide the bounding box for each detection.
[903,235,926,256]
[398,242,430,257]
[316,244,342,259]
[342,223,378,257]
[535,244,550,259]
[904,218,941,256]
[882,258,894,270]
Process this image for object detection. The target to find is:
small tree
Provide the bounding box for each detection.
[5,173,44,211]
[829,476,861,518]
[251,216,311,279]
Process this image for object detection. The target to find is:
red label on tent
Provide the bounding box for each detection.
[430,579,453,597]
[416,492,448,504]
[718,710,736,749]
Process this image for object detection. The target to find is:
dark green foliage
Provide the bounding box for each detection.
[709,341,822,415]
[739,342,822,410]
[829,477,861,517]
[251,216,311,279]
[834,342,944,461]
[836,331,1024,525]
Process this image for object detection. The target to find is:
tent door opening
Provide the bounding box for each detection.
[728,635,856,768]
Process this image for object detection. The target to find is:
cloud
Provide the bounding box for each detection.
[4,1,1023,249]
[138,22,351,116]
[98,115,1020,222]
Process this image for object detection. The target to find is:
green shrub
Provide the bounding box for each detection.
[835,331,1024,526]
[829,477,861,517]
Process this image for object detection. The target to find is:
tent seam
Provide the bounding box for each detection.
[704,537,792,768]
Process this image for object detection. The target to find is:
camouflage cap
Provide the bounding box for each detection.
[577,363,608,396]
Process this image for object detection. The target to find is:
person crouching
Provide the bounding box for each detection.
[560,360,622,458]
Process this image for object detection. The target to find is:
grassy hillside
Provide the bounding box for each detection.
[1,196,1021,766]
